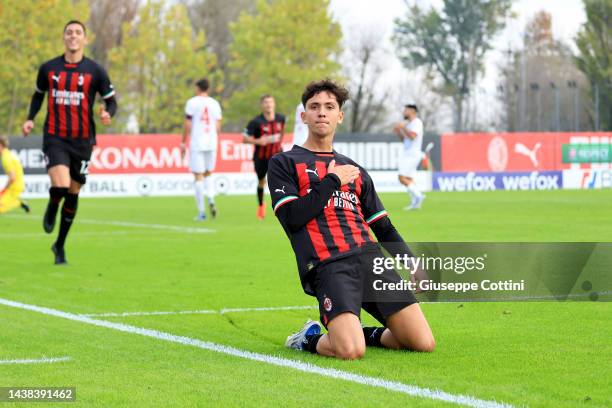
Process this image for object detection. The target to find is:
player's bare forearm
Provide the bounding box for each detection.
[182,120,191,145]
[216,120,222,134]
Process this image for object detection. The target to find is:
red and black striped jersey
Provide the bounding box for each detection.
[268,145,388,295]
[244,113,285,160]
[34,55,115,146]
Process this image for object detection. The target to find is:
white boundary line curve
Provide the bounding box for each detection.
[0,356,71,365]
[3,214,215,234]
[80,305,318,317]
[0,297,513,408]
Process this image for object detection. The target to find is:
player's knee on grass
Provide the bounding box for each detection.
[331,337,366,360]
[403,332,436,353]
[327,312,366,360]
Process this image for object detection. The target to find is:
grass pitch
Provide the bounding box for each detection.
[1,189,611,407]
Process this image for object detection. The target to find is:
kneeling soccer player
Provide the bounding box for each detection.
[268,80,435,360]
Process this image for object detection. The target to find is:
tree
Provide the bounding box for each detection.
[575,0,612,131]
[393,71,453,134]
[497,11,594,132]
[0,0,89,135]
[181,0,255,101]
[108,1,221,133]
[226,0,341,128]
[393,0,513,131]
[343,28,390,133]
[87,0,140,68]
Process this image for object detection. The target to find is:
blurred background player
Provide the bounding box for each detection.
[0,136,30,214]
[292,102,308,147]
[22,20,117,264]
[393,104,425,210]
[181,78,222,221]
[243,95,285,219]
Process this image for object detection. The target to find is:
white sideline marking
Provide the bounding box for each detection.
[0,297,512,408]
[0,232,129,238]
[219,305,317,314]
[4,214,215,234]
[78,219,216,234]
[0,356,71,365]
[81,309,218,317]
[79,305,317,317]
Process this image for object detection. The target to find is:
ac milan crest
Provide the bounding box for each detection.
[323,297,332,312]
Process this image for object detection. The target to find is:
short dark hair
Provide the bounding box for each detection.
[405,104,418,112]
[0,136,8,148]
[195,78,209,92]
[260,94,273,102]
[64,20,87,35]
[301,79,349,108]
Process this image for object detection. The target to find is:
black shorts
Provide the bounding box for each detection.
[313,245,418,328]
[254,158,269,180]
[43,140,92,185]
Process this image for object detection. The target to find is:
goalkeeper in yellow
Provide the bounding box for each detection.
[0,136,30,214]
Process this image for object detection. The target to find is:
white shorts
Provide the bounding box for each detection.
[398,154,422,178]
[190,150,216,173]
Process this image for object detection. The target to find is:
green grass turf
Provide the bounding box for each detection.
[0,189,611,407]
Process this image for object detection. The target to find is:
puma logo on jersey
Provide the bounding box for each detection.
[305,168,319,177]
[52,75,60,83]
[275,186,286,194]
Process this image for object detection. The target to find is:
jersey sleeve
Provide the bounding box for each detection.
[184,99,195,119]
[96,65,115,99]
[414,120,424,136]
[359,168,388,225]
[244,119,257,137]
[35,64,48,93]
[268,155,299,212]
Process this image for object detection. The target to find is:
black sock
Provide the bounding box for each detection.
[257,187,264,206]
[363,327,385,348]
[48,187,68,213]
[304,333,323,354]
[55,193,79,249]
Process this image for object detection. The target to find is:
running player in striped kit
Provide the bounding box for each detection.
[243,95,285,220]
[22,20,117,264]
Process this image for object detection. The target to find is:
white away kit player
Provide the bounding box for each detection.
[182,78,222,220]
[292,103,309,147]
[393,104,426,210]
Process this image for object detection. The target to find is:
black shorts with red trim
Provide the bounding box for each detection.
[254,157,269,180]
[313,244,417,328]
[43,138,92,185]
